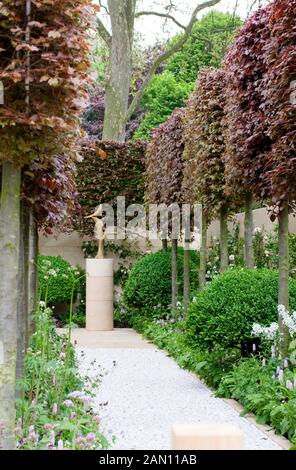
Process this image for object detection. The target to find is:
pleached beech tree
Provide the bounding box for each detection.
[0,0,96,449]
[96,0,222,141]
[259,0,296,355]
[224,0,296,356]
[21,149,82,348]
[223,5,272,269]
[183,67,235,286]
[146,108,186,313]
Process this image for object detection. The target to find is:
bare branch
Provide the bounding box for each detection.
[135,11,186,30]
[98,0,109,15]
[127,0,222,120]
[97,17,112,48]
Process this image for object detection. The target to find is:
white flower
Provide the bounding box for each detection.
[48,269,57,278]
[253,227,262,234]
[42,260,52,267]
[278,305,296,335]
[252,322,279,340]
[39,301,46,308]
[229,254,235,262]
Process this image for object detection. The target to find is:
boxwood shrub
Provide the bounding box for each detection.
[38,255,81,304]
[186,268,296,352]
[123,248,199,312]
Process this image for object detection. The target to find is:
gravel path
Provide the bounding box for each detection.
[77,347,283,450]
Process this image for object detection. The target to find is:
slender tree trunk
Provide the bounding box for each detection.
[278,205,290,358]
[244,192,254,269]
[183,241,190,314]
[28,210,38,337]
[171,239,178,315]
[220,206,229,273]
[0,162,21,450]
[162,239,168,251]
[103,0,135,141]
[199,208,207,290]
[16,203,29,385]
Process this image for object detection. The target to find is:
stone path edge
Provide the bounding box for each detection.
[182,364,292,451]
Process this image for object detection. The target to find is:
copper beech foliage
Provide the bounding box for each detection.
[224,0,296,214]
[0,0,98,230]
[183,68,235,221]
[146,108,185,206]
[259,0,296,212]
[76,139,146,236]
[223,5,271,201]
[0,0,97,134]
[22,152,81,234]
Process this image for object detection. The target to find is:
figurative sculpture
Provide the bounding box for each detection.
[85,205,105,259]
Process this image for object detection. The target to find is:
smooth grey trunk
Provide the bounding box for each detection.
[99,1,222,142]
[103,0,136,141]
[199,208,208,290]
[220,206,229,273]
[16,202,29,385]
[171,239,178,314]
[0,162,21,450]
[278,205,290,358]
[244,192,254,269]
[28,210,38,337]
[183,242,190,314]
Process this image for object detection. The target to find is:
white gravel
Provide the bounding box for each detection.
[77,347,283,450]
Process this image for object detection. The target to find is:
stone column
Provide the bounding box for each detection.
[86,259,114,331]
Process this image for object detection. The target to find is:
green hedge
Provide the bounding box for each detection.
[123,248,199,312]
[186,268,296,352]
[38,255,81,304]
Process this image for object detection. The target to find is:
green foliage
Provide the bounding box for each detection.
[166,12,242,84]
[81,240,143,287]
[253,227,296,274]
[128,309,239,389]
[38,256,82,305]
[218,357,296,444]
[133,72,193,141]
[186,268,296,352]
[16,305,109,450]
[126,307,295,445]
[123,248,199,312]
[133,12,241,142]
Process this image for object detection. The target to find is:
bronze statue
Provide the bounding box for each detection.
[85,205,105,259]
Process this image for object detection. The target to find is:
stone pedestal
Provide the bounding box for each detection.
[171,424,244,450]
[86,259,114,331]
